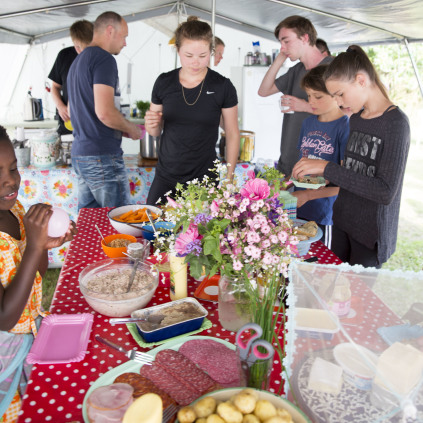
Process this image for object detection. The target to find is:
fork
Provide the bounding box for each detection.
[162,403,178,423]
[95,335,154,365]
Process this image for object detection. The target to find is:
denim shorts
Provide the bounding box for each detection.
[72,154,132,210]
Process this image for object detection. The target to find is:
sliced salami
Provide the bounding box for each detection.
[140,361,199,406]
[114,372,176,409]
[155,349,217,394]
[179,339,240,386]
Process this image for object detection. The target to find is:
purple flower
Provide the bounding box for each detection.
[185,239,202,256]
[194,213,213,225]
[175,224,202,256]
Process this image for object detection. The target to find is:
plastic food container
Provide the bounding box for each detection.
[108,205,162,237]
[132,297,208,343]
[333,343,378,391]
[101,234,137,258]
[79,258,159,317]
[294,308,340,340]
[141,221,175,242]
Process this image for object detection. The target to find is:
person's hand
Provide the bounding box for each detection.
[291,190,311,208]
[144,110,163,129]
[45,220,78,249]
[126,122,142,140]
[23,204,52,250]
[280,95,311,113]
[57,103,71,122]
[292,158,328,180]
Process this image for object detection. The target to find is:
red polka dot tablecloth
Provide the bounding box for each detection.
[18,207,341,423]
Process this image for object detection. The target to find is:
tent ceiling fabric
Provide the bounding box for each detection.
[1,0,423,48]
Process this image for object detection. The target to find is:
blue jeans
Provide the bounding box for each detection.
[72,154,132,210]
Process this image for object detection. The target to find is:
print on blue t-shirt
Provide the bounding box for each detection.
[295,115,349,225]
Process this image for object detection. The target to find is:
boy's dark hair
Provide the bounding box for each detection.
[70,19,93,45]
[0,125,11,144]
[214,36,225,47]
[301,64,330,94]
[274,15,317,46]
[316,38,331,56]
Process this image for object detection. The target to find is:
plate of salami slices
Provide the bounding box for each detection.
[82,336,238,423]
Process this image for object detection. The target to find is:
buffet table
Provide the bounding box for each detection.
[18,207,341,422]
[17,156,254,267]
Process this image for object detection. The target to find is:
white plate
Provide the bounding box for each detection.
[190,387,311,423]
[82,336,235,423]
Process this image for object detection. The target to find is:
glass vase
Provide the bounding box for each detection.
[218,274,251,332]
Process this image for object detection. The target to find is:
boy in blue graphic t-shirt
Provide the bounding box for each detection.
[292,65,349,248]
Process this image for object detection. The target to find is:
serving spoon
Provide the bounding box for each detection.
[109,314,165,329]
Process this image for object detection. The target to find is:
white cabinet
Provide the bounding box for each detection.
[230,65,288,163]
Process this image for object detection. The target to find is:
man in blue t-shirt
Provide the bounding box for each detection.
[67,11,141,210]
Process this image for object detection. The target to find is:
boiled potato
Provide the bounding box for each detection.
[177,406,196,423]
[217,402,243,423]
[196,419,207,423]
[206,414,225,423]
[242,414,260,423]
[194,397,217,418]
[254,400,277,421]
[232,392,257,414]
[276,409,293,422]
[264,417,291,423]
[241,389,259,399]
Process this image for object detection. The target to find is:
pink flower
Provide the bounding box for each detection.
[211,200,220,213]
[166,197,183,209]
[263,252,273,265]
[174,224,201,256]
[247,170,256,180]
[233,260,243,271]
[240,178,270,201]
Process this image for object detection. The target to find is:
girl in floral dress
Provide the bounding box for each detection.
[0,126,77,422]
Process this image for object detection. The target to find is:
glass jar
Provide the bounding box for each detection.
[218,275,251,332]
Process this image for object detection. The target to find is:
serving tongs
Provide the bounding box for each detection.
[95,335,154,365]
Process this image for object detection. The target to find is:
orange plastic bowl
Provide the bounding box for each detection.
[101,234,137,258]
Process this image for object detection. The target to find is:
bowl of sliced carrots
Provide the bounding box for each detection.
[108,205,162,237]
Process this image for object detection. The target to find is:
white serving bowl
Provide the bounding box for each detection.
[79,258,159,317]
[185,387,311,423]
[108,205,162,237]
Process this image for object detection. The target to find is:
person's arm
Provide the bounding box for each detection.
[221,105,240,180]
[144,103,163,137]
[292,186,339,207]
[258,51,287,97]
[93,84,141,140]
[51,82,70,122]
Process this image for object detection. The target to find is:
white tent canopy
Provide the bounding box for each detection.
[1,0,422,137]
[1,0,423,47]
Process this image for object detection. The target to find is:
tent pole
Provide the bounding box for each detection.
[210,0,216,69]
[7,44,31,107]
[403,38,423,101]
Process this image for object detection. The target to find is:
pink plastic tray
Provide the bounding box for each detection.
[27,313,93,364]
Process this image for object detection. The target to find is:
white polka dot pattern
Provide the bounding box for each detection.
[18,207,340,422]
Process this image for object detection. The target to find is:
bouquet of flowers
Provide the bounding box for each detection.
[153,162,298,281]
[152,163,298,392]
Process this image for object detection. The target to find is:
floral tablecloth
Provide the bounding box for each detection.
[17,156,254,267]
[18,207,341,423]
